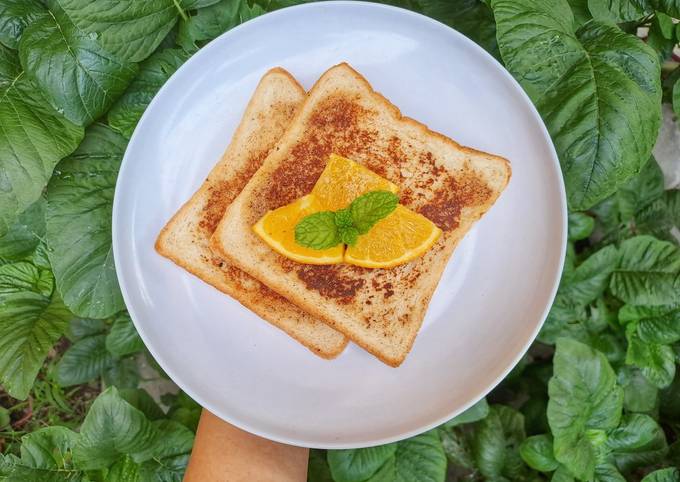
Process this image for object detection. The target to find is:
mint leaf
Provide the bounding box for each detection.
[334,209,354,229]
[350,191,399,234]
[295,211,340,250]
[339,227,359,247]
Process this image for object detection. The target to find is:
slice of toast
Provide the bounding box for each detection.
[155,68,348,359]
[212,63,511,367]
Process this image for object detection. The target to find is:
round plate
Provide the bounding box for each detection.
[113,1,566,448]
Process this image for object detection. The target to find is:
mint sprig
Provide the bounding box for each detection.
[295,191,399,249]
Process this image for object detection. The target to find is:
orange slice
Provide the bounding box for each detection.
[312,154,398,210]
[253,195,344,265]
[344,205,442,268]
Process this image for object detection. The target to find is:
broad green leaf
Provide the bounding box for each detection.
[103,357,140,389]
[618,367,658,413]
[20,426,78,471]
[19,1,138,126]
[177,0,264,52]
[107,455,141,482]
[587,0,649,22]
[610,236,680,306]
[74,386,157,470]
[660,371,680,420]
[109,48,188,138]
[568,0,592,25]
[636,190,680,243]
[0,262,70,399]
[308,449,334,482]
[519,434,559,472]
[547,338,623,480]
[552,466,577,482]
[626,325,676,388]
[183,0,222,8]
[568,212,595,241]
[674,77,680,119]
[165,391,201,432]
[390,430,446,482]
[616,156,665,222]
[328,444,397,482]
[491,0,661,210]
[131,419,193,463]
[444,397,489,428]
[606,414,667,472]
[68,318,107,340]
[650,0,680,16]
[0,198,45,263]
[119,388,165,421]
[472,405,526,480]
[47,124,126,319]
[106,312,144,356]
[594,463,626,482]
[0,0,46,49]
[542,245,619,343]
[409,0,499,57]
[0,46,83,236]
[439,429,474,470]
[655,11,675,38]
[619,304,680,344]
[642,468,680,482]
[56,334,114,386]
[139,454,189,482]
[57,0,185,62]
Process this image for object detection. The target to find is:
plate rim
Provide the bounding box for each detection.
[112,0,568,448]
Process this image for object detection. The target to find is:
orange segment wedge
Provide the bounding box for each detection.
[253,195,344,265]
[344,205,442,268]
[312,154,399,211]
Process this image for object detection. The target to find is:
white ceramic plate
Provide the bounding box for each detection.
[113,1,566,448]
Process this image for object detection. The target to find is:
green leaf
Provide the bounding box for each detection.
[308,449,334,482]
[334,209,354,229]
[132,419,193,464]
[177,0,264,52]
[641,468,680,482]
[68,318,107,340]
[390,430,446,482]
[674,77,680,119]
[472,405,527,480]
[57,0,185,63]
[74,386,157,470]
[165,391,201,432]
[106,312,144,356]
[610,236,680,306]
[587,0,649,22]
[547,338,623,480]
[606,413,668,472]
[19,1,138,126]
[295,211,340,250]
[616,156,665,222]
[552,465,577,482]
[108,48,188,138]
[491,0,661,210]
[655,11,675,38]
[46,124,127,319]
[568,212,595,241]
[56,334,114,386]
[327,444,397,482]
[626,325,676,388]
[0,262,70,399]
[0,198,45,263]
[660,371,680,420]
[119,388,165,421]
[338,226,359,246]
[636,190,680,243]
[103,357,140,389]
[20,426,78,470]
[0,45,83,236]
[183,0,222,8]
[350,191,399,234]
[619,304,680,344]
[444,397,489,428]
[439,429,474,470]
[568,0,593,25]
[650,0,680,16]
[107,455,141,482]
[619,367,658,413]
[520,434,559,472]
[594,463,626,482]
[0,0,46,49]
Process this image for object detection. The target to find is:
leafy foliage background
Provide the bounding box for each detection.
[0,0,679,481]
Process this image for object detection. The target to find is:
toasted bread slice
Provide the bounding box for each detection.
[212,63,511,367]
[155,68,348,359]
